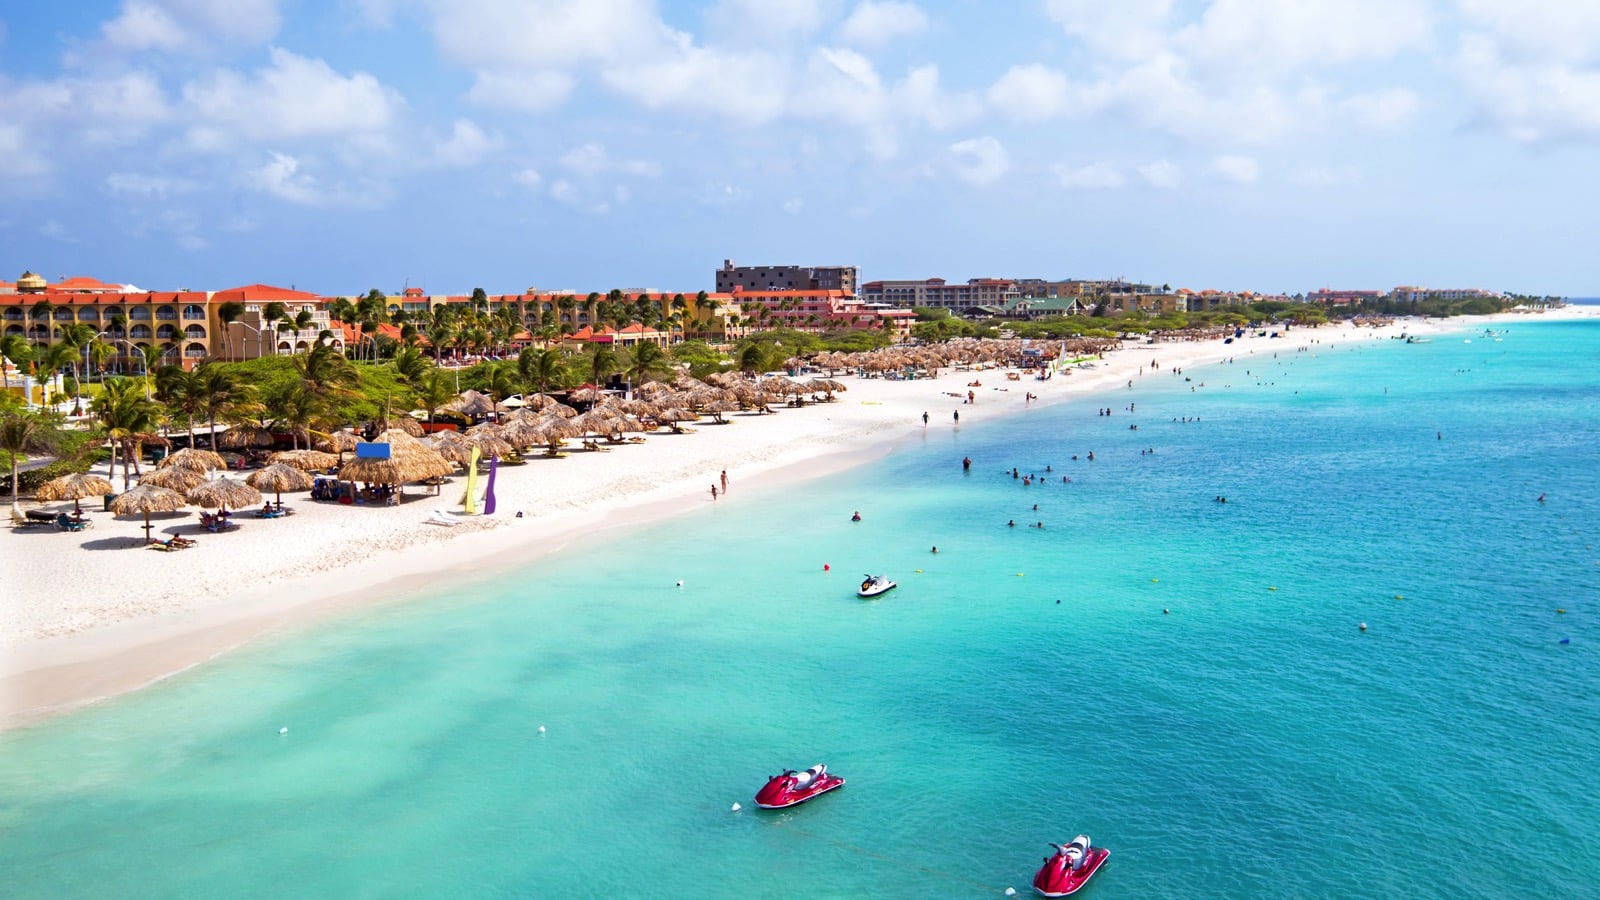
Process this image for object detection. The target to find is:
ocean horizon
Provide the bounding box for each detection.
[2,318,1597,897]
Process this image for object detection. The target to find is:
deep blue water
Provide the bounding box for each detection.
[2,319,1597,898]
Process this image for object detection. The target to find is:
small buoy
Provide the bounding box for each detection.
[538,725,546,734]
[1359,622,1368,631]
[675,580,683,588]
[915,569,924,574]
[1394,594,1403,600]
[1016,572,1024,577]
[1163,608,1169,614]
[1151,578,1159,583]
[1006,889,1017,897]
[1557,608,1566,614]
[1268,586,1278,591]
[1559,638,1571,644]
[278,726,288,735]
[731,802,742,811]
[823,563,830,571]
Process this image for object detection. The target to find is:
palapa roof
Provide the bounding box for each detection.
[269,449,339,470]
[158,447,226,472]
[140,466,209,492]
[110,484,188,515]
[36,472,115,501]
[186,476,263,509]
[245,463,314,493]
[337,429,454,484]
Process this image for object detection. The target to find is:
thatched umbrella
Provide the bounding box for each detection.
[446,389,503,419]
[698,398,740,424]
[316,430,361,453]
[140,465,208,493]
[218,425,275,449]
[525,417,583,456]
[653,408,698,433]
[338,429,454,486]
[269,449,340,471]
[187,476,263,514]
[158,447,225,472]
[246,463,313,506]
[567,386,607,405]
[423,432,476,466]
[808,379,847,399]
[462,427,515,459]
[36,472,116,515]
[111,484,188,542]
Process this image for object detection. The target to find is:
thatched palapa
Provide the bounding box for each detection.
[337,430,454,485]
[186,477,263,512]
[140,466,209,493]
[245,463,313,505]
[36,472,115,514]
[269,449,340,471]
[158,447,226,472]
[110,483,188,542]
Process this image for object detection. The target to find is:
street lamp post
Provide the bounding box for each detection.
[232,321,267,361]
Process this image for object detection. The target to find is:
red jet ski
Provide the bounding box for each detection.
[1032,834,1108,896]
[754,764,844,809]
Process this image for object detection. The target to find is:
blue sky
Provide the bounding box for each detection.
[1,0,1596,296]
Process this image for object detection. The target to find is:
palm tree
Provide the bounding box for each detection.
[262,302,287,354]
[195,364,251,451]
[393,345,430,385]
[416,370,456,428]
[137,343,164,398]
[90,376,164,487]
[517,346,567,395]
[588,345,617,388]
[59,323,97,413]
[217,301,245,360]
[1,334,32,397]
[483,362,519,408]
[623,341,670,390]
[36,342,79,408]
[29,300,55,348]
[263,381,324,450]
[1,405,64,513]
[155,365,205,446]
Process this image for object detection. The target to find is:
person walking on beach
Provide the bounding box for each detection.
[953,410,960,424]
[711,485,718,501]
[922,411,929,426]
[720,470,728,492]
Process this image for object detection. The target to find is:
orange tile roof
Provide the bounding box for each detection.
[52,276,125,292]
[212,283,319,303]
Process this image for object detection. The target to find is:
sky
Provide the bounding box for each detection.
[1,0,1596,297]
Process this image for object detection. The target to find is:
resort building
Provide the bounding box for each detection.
[1306,289,1385,306]
[726,287,916,339]
[1388,286,1503,302]
[863,277,1161,310]
[715,260,858,295]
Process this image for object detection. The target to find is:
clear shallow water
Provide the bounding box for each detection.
[3,321,1598,898]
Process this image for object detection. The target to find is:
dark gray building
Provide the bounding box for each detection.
[716,260,857,295]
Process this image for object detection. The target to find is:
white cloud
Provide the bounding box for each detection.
[1176,0,1434,75]
[1341,88,1420,130]
[707,0,841,39]
[182,47,403,147]
[548,177,612,214]
[988,64,1092,122]
[1455,0,1600,64]
[1453,35,1600,142]
[465,70,574,112]
[431,119,501,168]
[792,50,977,136]
[839,1,928,46]
[558,143,662,177]
[604,39,789,123]
[948,136,1009,186]
[106,173,198,196]
[1052,162,1124,189]
[1139,160,1181,189]
[247,152,379,207]
[1042,0,1175,61]
[513,168,543,190]
[1211,155,1259,183]
[431,0,665,70]
[101,0,282,50]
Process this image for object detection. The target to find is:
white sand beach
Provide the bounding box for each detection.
[2,309,1588,728]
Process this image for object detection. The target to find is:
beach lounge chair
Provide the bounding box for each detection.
[11,509,49,529]
[56,513,89,532]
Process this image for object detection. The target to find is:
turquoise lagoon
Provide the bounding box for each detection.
[2,320,1598,897]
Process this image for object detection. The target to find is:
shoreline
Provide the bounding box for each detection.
[3,308,1591,730]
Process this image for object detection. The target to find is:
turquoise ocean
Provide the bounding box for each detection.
[3,318,1598,897]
